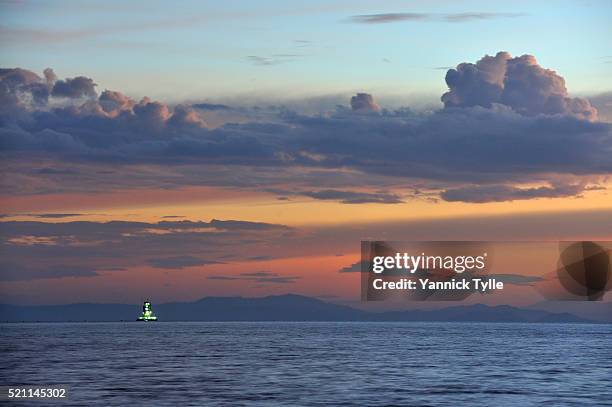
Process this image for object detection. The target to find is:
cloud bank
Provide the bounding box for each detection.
[0,52,610,203]
[0,219,291,281]
[3,209,612,282]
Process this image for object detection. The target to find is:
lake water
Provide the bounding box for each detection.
[1,322,611,406]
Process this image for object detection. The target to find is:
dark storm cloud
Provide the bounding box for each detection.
[302,189,403,204]
[349,12,524,24]
[0,56,610,203]
[440,184,587,203]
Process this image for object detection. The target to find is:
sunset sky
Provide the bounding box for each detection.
[1,0,611,308]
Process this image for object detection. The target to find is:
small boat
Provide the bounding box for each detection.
[137,300,158,321]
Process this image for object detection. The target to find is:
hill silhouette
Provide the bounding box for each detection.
[0,294,597,323]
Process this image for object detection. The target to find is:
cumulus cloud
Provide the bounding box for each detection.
[132,97,171,129]
[589,91,612,122]
[0,67,50,110]
[350,93,380,112]
[0,68,208,135]
[442,52,509,108]
[168,104,208,128]
[51,75,97,99]
[43,68,57,86]
[98,89,135,116]
[0,56,610,204]
[442,52,598,120]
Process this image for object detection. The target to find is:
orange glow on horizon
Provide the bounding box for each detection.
[1,183,611,227]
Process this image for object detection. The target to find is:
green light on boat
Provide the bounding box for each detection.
[137,300,158,321]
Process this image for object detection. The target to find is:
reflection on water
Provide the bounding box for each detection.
[1,322,611,406]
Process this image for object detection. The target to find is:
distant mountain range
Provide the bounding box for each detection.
[0,294,605,323]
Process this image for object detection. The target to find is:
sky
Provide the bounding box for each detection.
[0,0,611,308]
[1,0,611,101]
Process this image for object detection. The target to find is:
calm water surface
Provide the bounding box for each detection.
[1,322,611,406]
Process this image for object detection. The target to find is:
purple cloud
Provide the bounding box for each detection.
[442,52,597,120]
[350,93,380,112]
[0,54,610,204]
